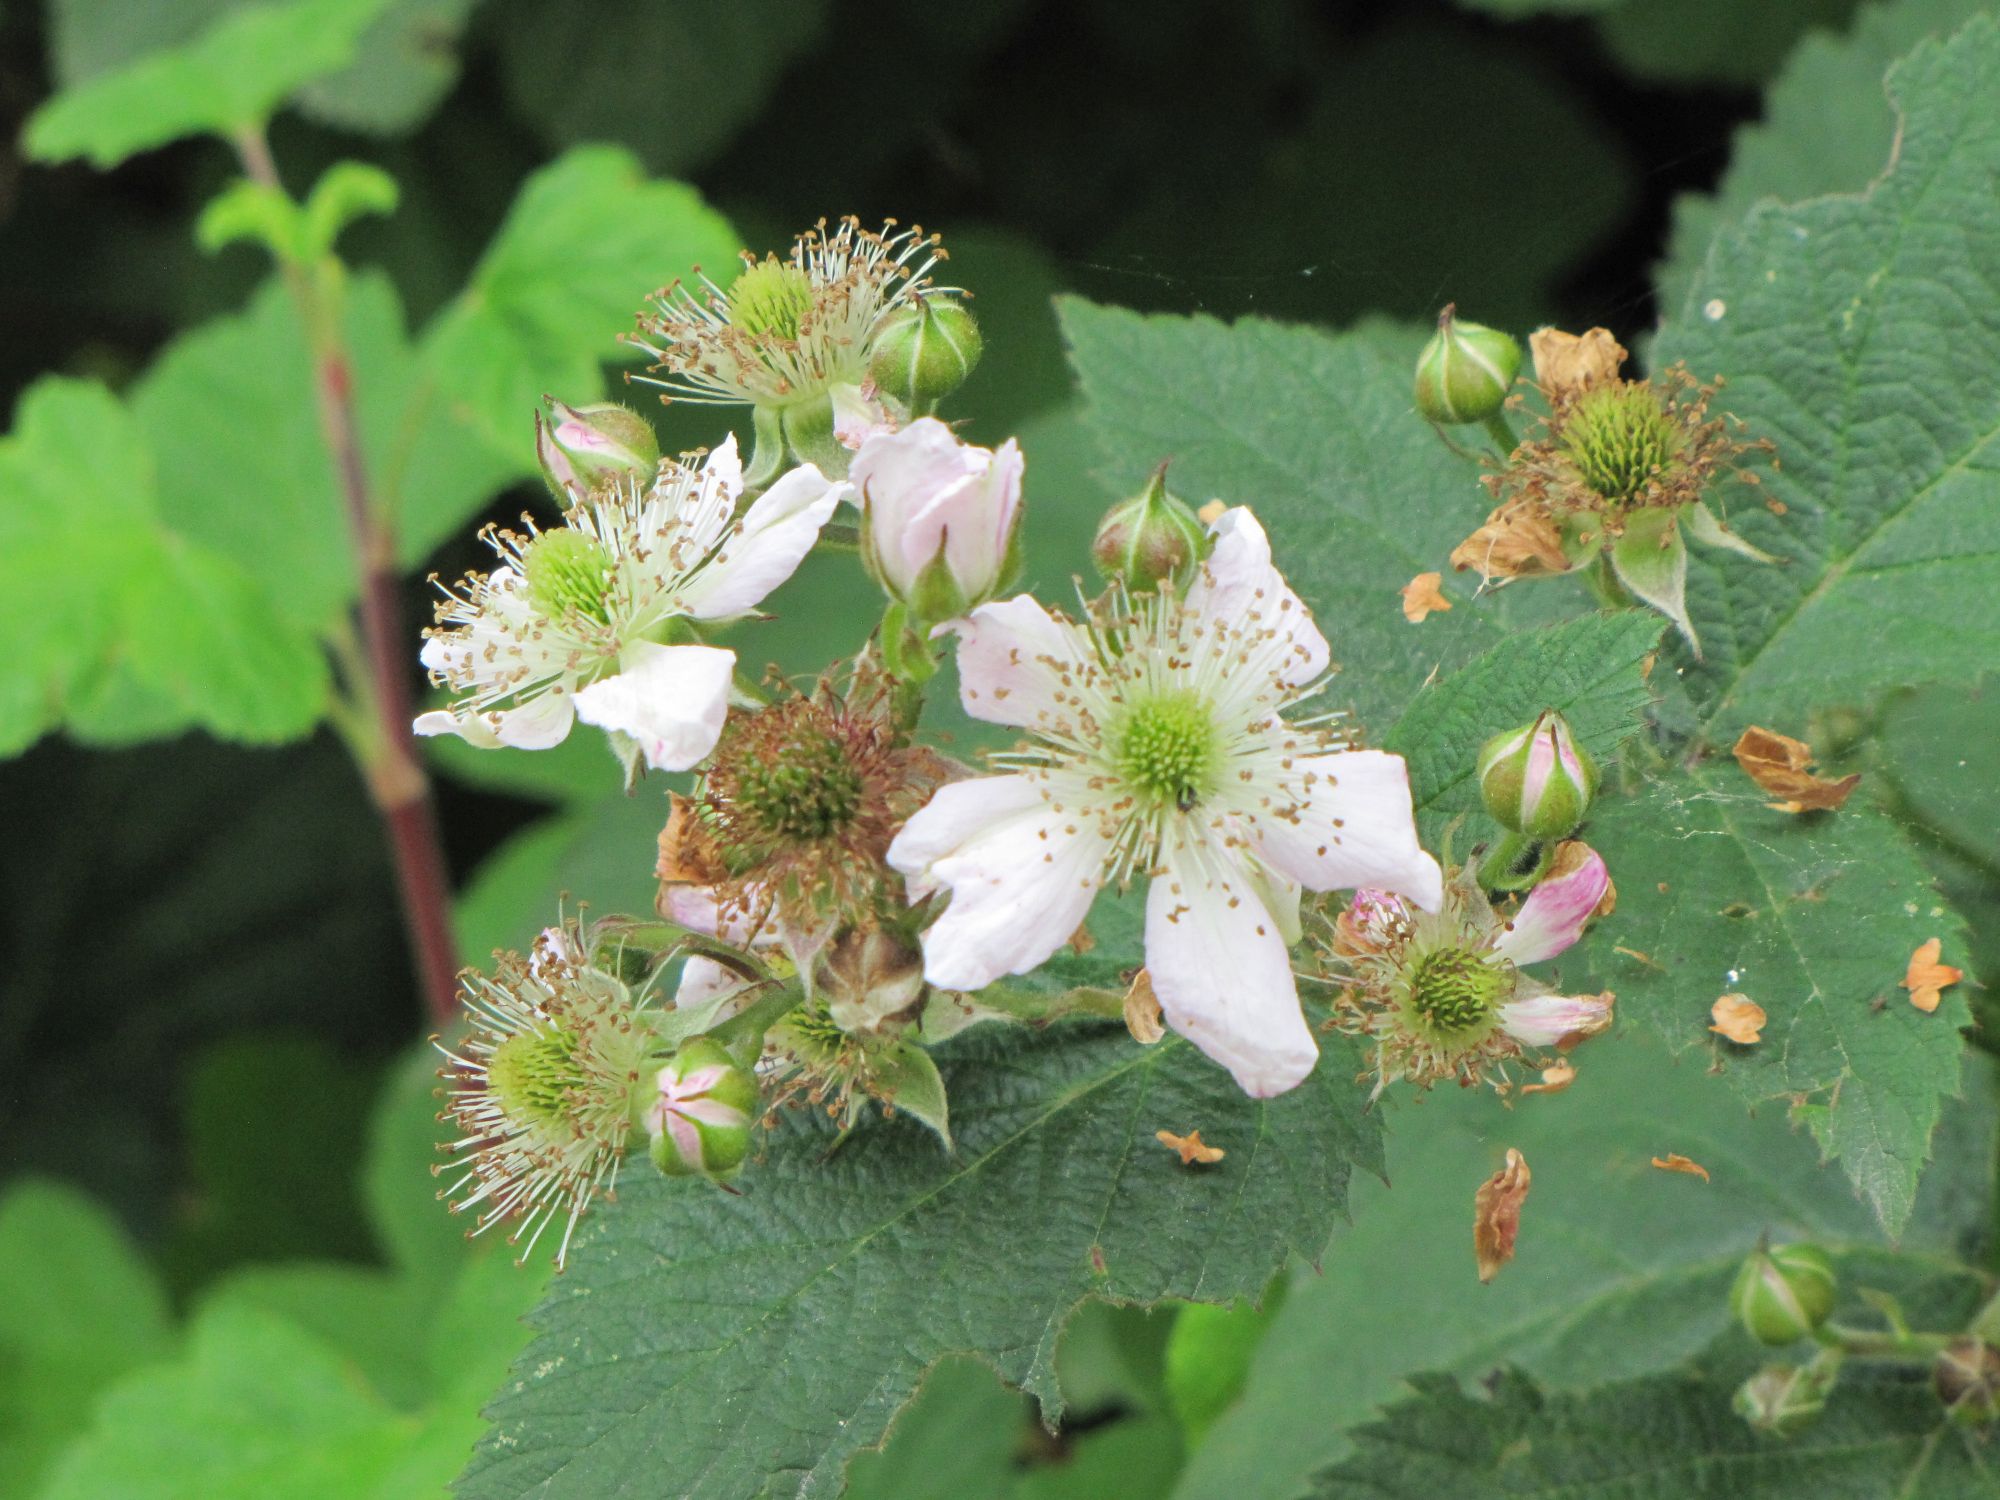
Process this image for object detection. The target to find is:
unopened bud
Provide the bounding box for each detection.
[1413,306,1521,426]
[1734,1354,1841,1436]
[869,297,982,416]
[1478,710,1597,840]
[1731,1243,1836,1346]
[536,400,660,499]
[1936,1338,2000,1426]
[642,1038,758,1180]
[1091,463,1208,593]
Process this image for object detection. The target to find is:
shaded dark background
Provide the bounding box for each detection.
[0,0,1855,1287]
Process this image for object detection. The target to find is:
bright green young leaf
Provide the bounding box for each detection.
[24,0,397,168]
[456,1023,1381,1500]
[1313,1363,1993,1499]
[1658,0,1989,311]
[0,1181,174,1497]
[1165,1284,1287,1449]
[1169,1035,1996,1500]
[299,161,401,260]
[841,1358,1027,1500]
[1382,611,1662,842]
[34,1298,415,1500]
[129,273,515,632]
[194,180,302,262]
[0,378,329,754]
[420,146,738,462]
[1655,14,2000,733]
[1014,1417,1185,1500]
[1578,770,1972,1234]
[195,160,398,263]
[1058,299,1570,738]
[1593,0,1863,85]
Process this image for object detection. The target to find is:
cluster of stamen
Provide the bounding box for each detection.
[630,217,953,406]
[434,935,660,1267]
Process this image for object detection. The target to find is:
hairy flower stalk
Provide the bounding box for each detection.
[434,931,662,1267]
[1322,850,1615,1094]
[1451,326,1776,649]
[889,508,1442,1097]
[630,218,956,481]
[417,435,846,776]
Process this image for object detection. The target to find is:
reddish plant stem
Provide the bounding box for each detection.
[238,129,460,1022]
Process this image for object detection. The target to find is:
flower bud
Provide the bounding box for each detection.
[535,400,660,499]
[1731,1243,1837,1345]
[1413,305,1521,426]
[869,297,982,416]
[1478,710,1597,840]
[853,418,1023,624]
[642,1037,758,1180]
[1734,1354,1840,1436]
[1091,463,1208,593]
[1935,1337,2000,1425]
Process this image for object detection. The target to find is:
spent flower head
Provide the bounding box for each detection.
[888,507,1443,1097]
[417,436,846,775]
[434,929,662,1267]
[1321,848,1615,1095]
[1452,325,1777,650]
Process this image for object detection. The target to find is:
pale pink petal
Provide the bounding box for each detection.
[832,383,899,450]
[674,1097,749,1129]
[679,466,847,620]
[887,774,1047,900]
[671,1064,731,1096]
[1247,750,1443,910]
[571,641,735,771]
[1498,989,1614,1047]
[1186,508,1329,686]
[1519,726,1559,814]
[891,771,1112,991]
[944,594,1095,731]
[672,955,744,1010]
[853,418,970,594]
[937,437,1021,600]
[1145,839,1318,1098]
[1492,845,1610,966]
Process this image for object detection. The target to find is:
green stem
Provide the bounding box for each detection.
[1819,1322,1954,1360]
[1477,830,1545,893]
[1584,551,1635,610]
[709,982,805,1057]
[1482,411,1518,458]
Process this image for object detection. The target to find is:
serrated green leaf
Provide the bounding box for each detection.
[1168,1034,1996,1500]
[0,378,329,753]
[1581,769,1971,1233]
[295,0,484,135]
[420,146,738,462]
[0,1180,174,1496]
[1656,14,2000,733]
[1313,1363,1994,1499]
[1015,1416,1185,1500]
[1382,611,1662,842]
[25,0,396,167]
[1594,0,1863,85]
[841,1358,1027,1500]
[1058,299,1573,738]
[457,1023,1380,1500]
[1659,0,1989,318]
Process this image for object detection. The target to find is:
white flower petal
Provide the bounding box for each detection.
[571,641,735,772]
[415,689,577,751]
[413,707,501,747]
[1492,845,1610,966]
[1186,508,1329,686]
[705,432,744,501]
[1498,988,1614,1048]
[890,772,1111,991]
[1248,749,1443,910]
[680,465,847,620]
[945,594,1094,731]
[1144,840,1318,1098]
[673,956,748,1011]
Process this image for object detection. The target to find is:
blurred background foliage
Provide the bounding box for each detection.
[1,0,1990,1495]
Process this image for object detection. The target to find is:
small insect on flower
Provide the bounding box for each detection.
[434,931,665,1268]
[888,507,1443,1099]
[1323,852,1615,1095]
[416,436,847,776]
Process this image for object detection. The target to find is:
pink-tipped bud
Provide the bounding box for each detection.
[642,1037,758,1180]
[536,400,660,500]
[1091,463,1208,594]
[1478,710,1598,840]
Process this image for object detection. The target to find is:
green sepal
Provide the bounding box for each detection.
[866,1040,952,1151]
[1608,505,1696,653]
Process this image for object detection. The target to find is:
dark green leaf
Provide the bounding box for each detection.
[457,1023,1380,1500]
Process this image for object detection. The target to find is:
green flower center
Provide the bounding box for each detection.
[1558,384,1683,507]
[523,530,614,626]
[729,261,815,341]
[734,726,864,841]
[1115,692,1221,810]
[1405,946,1510,1039]
[487,1027,584,1127]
